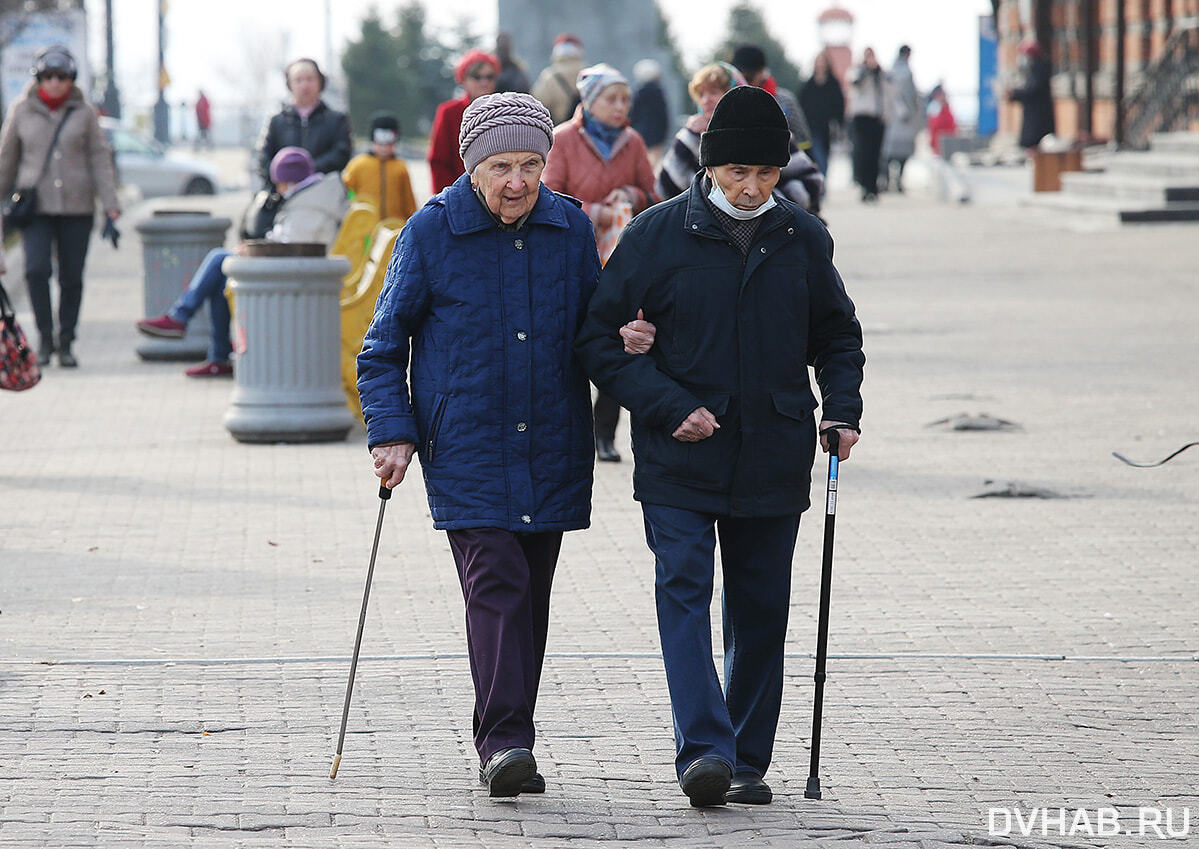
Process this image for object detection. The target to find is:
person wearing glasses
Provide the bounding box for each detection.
[428,50,500,194]
[0,44,119,369]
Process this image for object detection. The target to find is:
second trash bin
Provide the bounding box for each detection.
[135,210,232,361]
[222,244,354,443]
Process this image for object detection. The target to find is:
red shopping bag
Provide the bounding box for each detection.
[0,279,40,391]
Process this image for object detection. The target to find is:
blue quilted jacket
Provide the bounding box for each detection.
[357,174,600,532]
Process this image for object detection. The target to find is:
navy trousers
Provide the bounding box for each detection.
[23,214,94,346]
[446,528,561,765]
[642,503,801,780]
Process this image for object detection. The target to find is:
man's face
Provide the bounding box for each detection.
[473,152,544,224]
[709,164,781,210]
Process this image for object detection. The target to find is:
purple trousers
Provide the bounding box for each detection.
[446,527,562,764]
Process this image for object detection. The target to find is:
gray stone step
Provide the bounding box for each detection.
[1022,192,1199,225]
[1060,170,1199,203]
[1103,151,1199,178]
[1150,131,1199,156]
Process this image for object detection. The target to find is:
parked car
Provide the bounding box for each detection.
[100,118,221,197]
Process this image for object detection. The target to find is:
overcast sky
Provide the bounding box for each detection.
[89,0,992,118]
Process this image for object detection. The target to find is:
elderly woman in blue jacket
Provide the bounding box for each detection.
[357,92,651,799]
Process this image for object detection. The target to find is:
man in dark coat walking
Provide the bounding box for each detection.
[576,86,865,808]
[1009,40,1055,152]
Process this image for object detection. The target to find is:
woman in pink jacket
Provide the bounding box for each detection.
[543,63,657,464]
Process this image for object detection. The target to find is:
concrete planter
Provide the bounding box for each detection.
[222,253,354,444]
[135,211,232,361]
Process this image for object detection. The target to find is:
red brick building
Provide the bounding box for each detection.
[995,0,1199,146]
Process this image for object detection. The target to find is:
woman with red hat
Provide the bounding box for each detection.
[427,49,501,193]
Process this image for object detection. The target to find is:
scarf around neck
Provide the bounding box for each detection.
[582,110,623,161]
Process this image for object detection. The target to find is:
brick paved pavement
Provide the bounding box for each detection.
[1,177,1197,848]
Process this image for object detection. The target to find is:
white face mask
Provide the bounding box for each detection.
[707,182,777,220]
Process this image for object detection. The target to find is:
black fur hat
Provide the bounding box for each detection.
[699,86,790,168]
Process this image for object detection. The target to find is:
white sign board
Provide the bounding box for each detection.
[0,10,89,116]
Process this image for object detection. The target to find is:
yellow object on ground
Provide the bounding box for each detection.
[341,221,403,422]
[330,201,379,295]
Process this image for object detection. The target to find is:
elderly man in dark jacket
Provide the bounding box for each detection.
[576,86,865,808]
[357,92,650,800]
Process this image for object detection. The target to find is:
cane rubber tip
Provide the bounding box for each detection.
[329,754,341,779]
[804,775,822,799]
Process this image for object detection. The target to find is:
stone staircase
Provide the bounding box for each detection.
[1024,132,1199,224]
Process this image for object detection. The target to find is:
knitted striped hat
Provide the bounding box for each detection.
[576,63,628,110]
[459,92,555,176]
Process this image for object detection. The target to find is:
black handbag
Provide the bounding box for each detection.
[2,105,76,232]
[239,188,283,240]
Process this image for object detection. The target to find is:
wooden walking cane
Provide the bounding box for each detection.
[805,428,841,800]
[330,483,391,779]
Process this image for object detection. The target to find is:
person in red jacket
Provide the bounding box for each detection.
[926,84,958,157]
[428,49,500,193]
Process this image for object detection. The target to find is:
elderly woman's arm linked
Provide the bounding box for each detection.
[356,226,433,486]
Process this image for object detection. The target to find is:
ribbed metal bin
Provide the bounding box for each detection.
[135,211,232,361]
[222,253,354,443]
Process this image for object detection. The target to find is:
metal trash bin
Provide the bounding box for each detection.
[222,244,354,443]
[135,210,232,361]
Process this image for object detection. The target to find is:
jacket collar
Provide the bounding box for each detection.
[440,173,570,236]
[683,170,793,242]
[23,81,84,116]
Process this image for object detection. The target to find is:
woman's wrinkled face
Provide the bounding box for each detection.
[37,72,72,99]
[462,62,497,101]
[695,86,725,118]
[589,83,631,126]
[708,164,781,210]
[473,151,544,224]
[287,64,322,106]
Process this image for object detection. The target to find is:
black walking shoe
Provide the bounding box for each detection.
[726,773,772,804]
[37,338,54,366]
[595,438,621,463]
[680,757,731,807]
[481,747,537,798]
[58,346,78,368]
[477,767,545,794]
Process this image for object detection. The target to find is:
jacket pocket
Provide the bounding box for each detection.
[771,390,819,422]
[673,393,737,492]
[422,393,449,464]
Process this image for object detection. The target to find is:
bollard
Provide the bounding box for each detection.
[135,210,232,361]
[222,246,354,443]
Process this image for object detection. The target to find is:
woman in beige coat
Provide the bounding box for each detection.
[0,45,120,367]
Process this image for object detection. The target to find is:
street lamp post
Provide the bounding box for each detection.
[153,0,169,143]
[102,0,121,118]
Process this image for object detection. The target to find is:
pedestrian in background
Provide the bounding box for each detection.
[656,62,745,201]
[800,51,844,176]
[254,59,351,191]
[194,90,213,150]
[848,47,889,202]
[358,92,650,799]
[630,59,669,165]
[1008,40,1055,153]
[881,45,920,193]
[576,85,864,809]
[342,111,417,221]
[543,63,657,464]
[494,32,530,94]
[0,44,120,369]
[926,84,958,157]
[428,49,500,194]
[531,34,585,126]
[136,147,347,378]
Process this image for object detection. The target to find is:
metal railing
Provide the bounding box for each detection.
[1124,18,1199,149]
